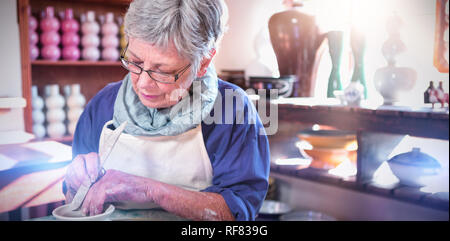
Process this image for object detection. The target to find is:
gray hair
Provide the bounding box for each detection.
[124,0,228,80]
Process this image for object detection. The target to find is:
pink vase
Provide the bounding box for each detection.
[61,8,80,61]
[101,12,119,61]
[28,7,39,60]
[81,11,100,61]
[40,6,60,61]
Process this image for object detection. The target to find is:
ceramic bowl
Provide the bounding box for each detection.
[52,204,115,221]
[388,148,441,187]
[297,129,357,150]
[303,148,357,168]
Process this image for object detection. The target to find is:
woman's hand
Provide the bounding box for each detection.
[81,169,151,216]
[64,152,102,203]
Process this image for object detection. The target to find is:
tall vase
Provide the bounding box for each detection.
[374,13,416,105]
[350,28,368,99]
[66,84,86,135]
[101,12,119,61]
[81,11,100,61]
[61,8,80,60]
[28,7,39,60]
[40,6,61,61]
[32,86,46,138]
[268,3,326,97]
[45,85,66,138]
[326,31,344,98]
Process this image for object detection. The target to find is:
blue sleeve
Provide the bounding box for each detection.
[201,82,270,221]
[72,81,121,159]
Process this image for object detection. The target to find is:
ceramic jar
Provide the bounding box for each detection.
[61,8,80,60]
[66,84,86,135]
[40,6,60,60]
[101,12,119,61]
[388,148,441,187]
[45,85,66,138]
[81,11,100,61]
[32,86,46,138]
[374,14,416,105]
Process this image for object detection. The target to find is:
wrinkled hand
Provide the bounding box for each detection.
[81,169,151,216]
[65,152,102,203]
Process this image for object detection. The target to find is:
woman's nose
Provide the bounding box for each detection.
[136,71,158,89]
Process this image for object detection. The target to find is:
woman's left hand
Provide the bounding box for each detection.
[81,169,151,216]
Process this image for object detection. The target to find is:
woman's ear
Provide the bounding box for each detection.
[197,49,217,77]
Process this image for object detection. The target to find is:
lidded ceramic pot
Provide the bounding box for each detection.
[387,148,441,187]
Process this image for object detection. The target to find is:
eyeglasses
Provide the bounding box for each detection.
[120,42,191,84]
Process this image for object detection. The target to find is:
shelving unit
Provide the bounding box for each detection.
[265,98,449,212]
[17,0,130,135]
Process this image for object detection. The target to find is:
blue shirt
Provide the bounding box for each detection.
[70,79,270,221]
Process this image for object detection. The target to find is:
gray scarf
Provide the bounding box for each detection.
[113,65,218,136]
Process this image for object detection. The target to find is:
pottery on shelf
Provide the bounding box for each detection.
[374,13,416,105]
[101,12,119,61]
[29,7,39,60]
[387,148,441,187]
[61,8,80,60]
[268,2,326,97]
[31,85,46,138]
[66,84,85,135]
[81,11,100,61]
[45,84,66,138]
[40,6,60,61]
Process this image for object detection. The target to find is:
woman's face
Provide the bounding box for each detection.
[125,38,194,109]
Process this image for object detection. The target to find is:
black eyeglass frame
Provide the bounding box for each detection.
[120,42,191,84]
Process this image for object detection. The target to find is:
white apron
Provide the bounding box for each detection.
[98,120,213,209]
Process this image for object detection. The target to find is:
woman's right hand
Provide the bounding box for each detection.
[64,152,101,199]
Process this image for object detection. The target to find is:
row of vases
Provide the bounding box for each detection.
[29,6,126,61]
[32,84,86,139]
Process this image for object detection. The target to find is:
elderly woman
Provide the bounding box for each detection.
[63,0,270,221]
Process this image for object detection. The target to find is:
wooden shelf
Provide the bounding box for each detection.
[270,163,449,212]
[269,98,449,140]
[32,60,122,67]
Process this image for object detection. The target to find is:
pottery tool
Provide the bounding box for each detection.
[70,121,127,211]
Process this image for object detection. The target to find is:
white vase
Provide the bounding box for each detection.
[66,84,85,136]
[45,84,66,138]
[31,86,44,110]
[31,85,46,139]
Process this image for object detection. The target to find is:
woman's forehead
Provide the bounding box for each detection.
[128,38,183,63]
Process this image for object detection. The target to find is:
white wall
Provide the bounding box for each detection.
[215,0,449,107]
[0,0,25,131]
